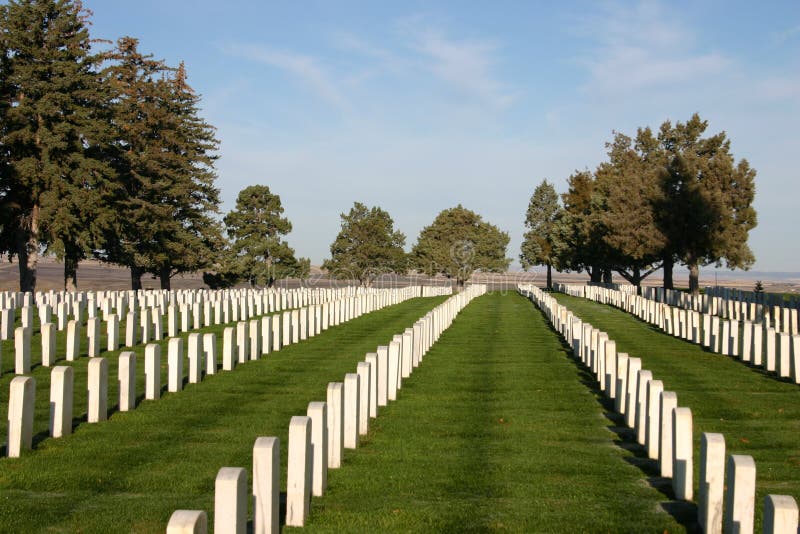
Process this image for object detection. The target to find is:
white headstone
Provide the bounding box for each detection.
[145,343,161,400]
[724,454,756,534]
[326,382,344,469]
[763,495,799,534]
[343,373,360,449]
[286,416,312,527]
[49,366,73,437]
[252,437,279,534]
[306,402,328,497]
[672,406,693,501]
[204,333,217,375]
[699,433,726,534]
[87,357,108,423]
[7,375,35,457]
[356,361,370,436]
[214,467,247,534]
[166,510,207,534]
[119,351,136,411]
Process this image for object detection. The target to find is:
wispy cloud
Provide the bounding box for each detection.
[573,0,730,93]
[756,75,800,101]
[408,28,517,108]
[772,24,800,45]
[222,43,348,109]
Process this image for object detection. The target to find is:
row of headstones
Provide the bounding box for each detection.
[0,285,406,341]
[166,285,486,534]
[519,285,799,534]
[5,286,423,458]
[705,285,800,309]
[575,282,798,333]
[556,284,800,385]
[2,287,425,377]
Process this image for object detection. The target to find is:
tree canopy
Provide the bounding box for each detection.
[223,184,308,287]
[520,179,560,288]
[412,205,510,287]
[322,202,407,286]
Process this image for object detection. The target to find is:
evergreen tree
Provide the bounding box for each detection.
[224,184,308,287]
[322,202,407,286]
[552,171,613,283]
[411,205,509,287]
[520,179,560,289]
[595,129,666,290]
[657,114,757,294]
[100,40,221,290]
[0,0,113,291]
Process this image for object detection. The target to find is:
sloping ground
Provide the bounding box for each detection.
[0,296,448,533]
[553,292,800,531]
[300,292,686,532]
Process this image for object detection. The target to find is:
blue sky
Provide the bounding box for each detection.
[83,0,800,273]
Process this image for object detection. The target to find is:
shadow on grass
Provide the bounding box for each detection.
[545,315,700,533]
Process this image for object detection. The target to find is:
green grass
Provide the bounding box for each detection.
[552,292,800,531]
[0,295,447,533]
[299,292,688,533]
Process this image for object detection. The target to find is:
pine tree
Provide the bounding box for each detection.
[411,205,509,287]
[0,0,114,291]
[322,202,407,286]
[520,179,560,289]
[100,40,221,290]
[657,114,757,294]
[224,184,308,287]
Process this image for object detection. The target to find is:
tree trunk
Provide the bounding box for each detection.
[159,266,171,290]
[64,252,78,292]
[546,263,552,290]
[602,269,612,285]
[589,266,602,284]
[662,255,674,290]
[15,204,40,293]
[131,265,143,291]
[688,262,700,295]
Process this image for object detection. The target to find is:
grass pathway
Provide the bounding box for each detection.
[0,296,447,533]
[300,292,686,532]
[553,292,800,530]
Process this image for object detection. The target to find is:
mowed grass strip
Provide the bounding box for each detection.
[0,295,448,533]
[299,292,685,533]
[553,292,800,530]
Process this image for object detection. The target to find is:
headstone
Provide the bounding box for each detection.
[635,369,652,445]
[286,416,312,527]
[166,510,207,534]
[306,402,328,497]
[236,322,249,364]
[107,315,120,352]
[119,352,136,411]
[645,379,663,460]
[699,433,726,534]
[145,343,161,400]
[214,467,247,534]
[387,341,400,401]
[763,495,799,534]
[204,333,217,375]
[672,406,693,501]
[615,353,629,412]
[249,319,261,360]
[356,361,370,436]
[187,333,202,384]
[326,382,344,469]
[377,346,388,407]
[253,437,280,534]
[343,373,360,449]
[168,338,184,393]
[365,353,378,418]
[41,322,56,367]
[87,317,101,358]
[49,366,73,437]
[724,455,756,534]
[87,357,108,423]
[624,357,642,427]
[223,327,236,371]
[15,326,31,373]
[7,376,35,457]
[125,312,138,347]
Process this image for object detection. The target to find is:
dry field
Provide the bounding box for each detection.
[0,256,797,294]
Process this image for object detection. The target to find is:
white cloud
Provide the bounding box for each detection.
[404,27,517,109]
[756,75,800,101]
[222,43,348,109]
[573,0,731,93]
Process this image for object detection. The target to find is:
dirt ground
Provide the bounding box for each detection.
[0,256,797,294]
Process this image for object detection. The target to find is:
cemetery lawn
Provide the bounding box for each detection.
[299,292,688,532]
[552,292,800,531]
[0,295,448,533]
